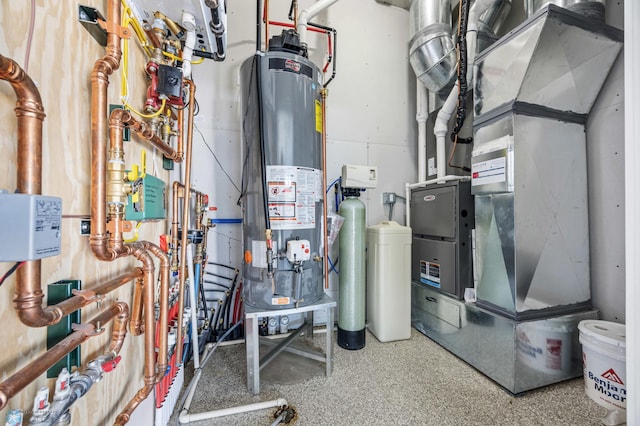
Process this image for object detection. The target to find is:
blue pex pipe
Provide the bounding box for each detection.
[210,218,243,224]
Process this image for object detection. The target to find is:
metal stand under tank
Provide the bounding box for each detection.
[412,283,598,394]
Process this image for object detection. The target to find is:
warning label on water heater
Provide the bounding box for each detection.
[267,165,319,230]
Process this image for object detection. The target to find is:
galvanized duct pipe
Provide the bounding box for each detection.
[409,0,456,93]
[477,0,512,52]
[525,0,606,23]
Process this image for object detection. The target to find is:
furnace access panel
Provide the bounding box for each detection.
[410,180,474,299]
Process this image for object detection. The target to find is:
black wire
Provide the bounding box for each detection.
[450,0,472,145]
[0,262,23,287]
[256,54,271,231]
[193,122,241,193]
[193,97,200,116]
[238,56,258,206]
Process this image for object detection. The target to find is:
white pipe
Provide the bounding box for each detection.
[405,183,411,228]
[433,0,496,180]
[181,11,197,79]
[297,0,339,46]
[407,174,471,191]
[181,369,202,412]
[416,81,429,182]
[180,399,288,423]
[625,0,640,424]
[186,244,201,370]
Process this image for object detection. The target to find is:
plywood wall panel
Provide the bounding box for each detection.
[1,1,170,423]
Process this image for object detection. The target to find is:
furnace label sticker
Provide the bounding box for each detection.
[471,156,506,186]
[267,165,318,230]
[420,260,441,288]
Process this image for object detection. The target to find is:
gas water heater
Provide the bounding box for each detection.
[240,31,325,310]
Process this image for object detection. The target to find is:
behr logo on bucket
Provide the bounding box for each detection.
[588,368,626,406]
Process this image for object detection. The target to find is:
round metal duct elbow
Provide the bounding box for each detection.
[478,0,512,35]
[477,0,513,53]
[408,0,456,93]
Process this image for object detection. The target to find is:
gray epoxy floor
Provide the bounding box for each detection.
[171,328,612,425]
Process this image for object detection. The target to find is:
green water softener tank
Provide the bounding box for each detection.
[338,190,366,350]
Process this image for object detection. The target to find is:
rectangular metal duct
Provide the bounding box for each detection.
[473,4,622,118]
[472,111,591,319]
[471,4,622,320]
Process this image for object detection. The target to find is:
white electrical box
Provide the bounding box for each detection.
[0,192,62,261]
[341,164,378,189]
[286,239,311,263]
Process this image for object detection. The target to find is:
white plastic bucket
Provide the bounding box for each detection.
[516,318,574,375]
[578,320,626,412]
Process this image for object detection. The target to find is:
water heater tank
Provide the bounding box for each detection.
[240,49,325,310]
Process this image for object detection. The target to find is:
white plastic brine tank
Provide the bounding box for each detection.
[366,221,412,342]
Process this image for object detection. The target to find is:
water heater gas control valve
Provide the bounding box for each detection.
[286,239,311,263]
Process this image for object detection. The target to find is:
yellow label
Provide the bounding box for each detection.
[271,297,291,305]
[315,100,322,133]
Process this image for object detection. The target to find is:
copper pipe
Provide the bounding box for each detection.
[47,270,142,322]
[112,109,182,162]
[171,181,182,271]
[114,246,159,425]
[114,383,154,425]
[145,28,162,49]
[177,100,184,159]
[90,0,123,258]
[124,244,158,376]
[0,303,125,410]
[72,1,165,422]
[130,275,144,336]
[140,241,170,381]
[176,79,196,364]
[321,88,329,289]
[0,55,45,195]
[0,55,53,327]
[265,0,270,50]
[107,302,130,356]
